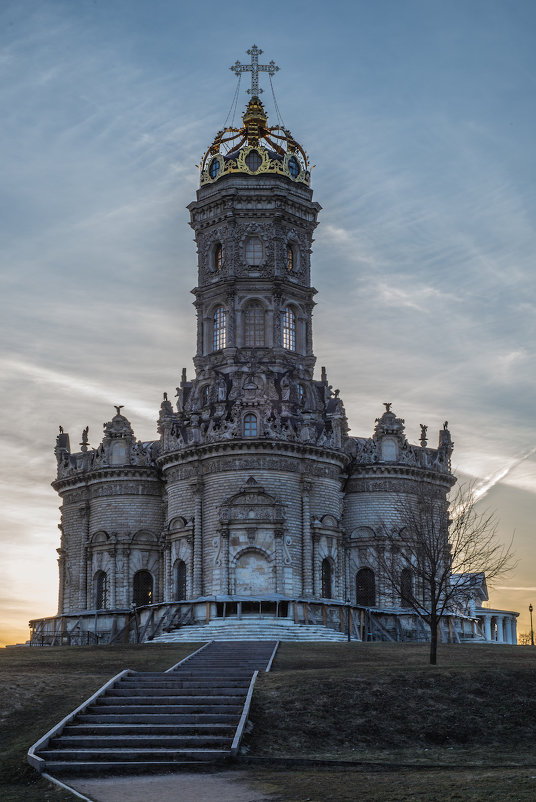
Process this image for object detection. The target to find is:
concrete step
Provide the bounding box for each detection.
[39,748,230,762]
[87,704,242,715]
[96,695,243,706]
[110,687,248,697]
[47,760,222,776]
[51,735,232,748]
[65,723,235,735]
[151,621,349,643]
[77,713,239,724]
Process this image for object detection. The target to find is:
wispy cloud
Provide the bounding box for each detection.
[473,447,536,503]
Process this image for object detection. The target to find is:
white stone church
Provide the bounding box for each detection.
[30,48,517,647]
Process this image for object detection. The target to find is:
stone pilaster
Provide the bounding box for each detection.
[274,529,284,594]
[301,479,313,596]
[192,480,203,597]
[221,529,230,595]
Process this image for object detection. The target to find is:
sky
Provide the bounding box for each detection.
[0,0,535,646]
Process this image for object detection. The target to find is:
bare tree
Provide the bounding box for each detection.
[374,482,515,665]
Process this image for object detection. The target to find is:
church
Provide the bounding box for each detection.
[30,48,517,647]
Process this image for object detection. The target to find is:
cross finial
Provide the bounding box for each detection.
[383,402,392,413]
[230,45,279,96]
[114,405,124,416]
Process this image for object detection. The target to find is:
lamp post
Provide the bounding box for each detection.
[530,603,534,646]
[346,598,351,642]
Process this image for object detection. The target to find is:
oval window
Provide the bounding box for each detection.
[209,158,220,179]
[245,150,262,172]
[288,156,300,178]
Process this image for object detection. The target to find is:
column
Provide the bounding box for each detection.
[344,541,351,603]
[164,542,171,601]
[496,615,504,643]
[302,480,313,596]
[504,617,512,645]
[483,614,492,641]
[192,480,203,597]
[274,529,284,594]
[57,548,65,614]
[221,529,230,595]
[110,546,117,608]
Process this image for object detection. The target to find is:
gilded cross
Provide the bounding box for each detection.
[230,45,279,96]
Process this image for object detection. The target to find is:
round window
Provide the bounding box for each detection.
[209,158,220,179]
[288,156,300,178]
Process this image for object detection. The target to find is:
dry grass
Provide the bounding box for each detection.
[2,641,536,801]
[245,643,536,765]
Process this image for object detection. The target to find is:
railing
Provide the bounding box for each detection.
[28,599,480,646]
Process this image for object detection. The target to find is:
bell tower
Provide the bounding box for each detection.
[187,95,321,391]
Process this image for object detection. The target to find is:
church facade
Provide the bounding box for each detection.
[31,52,517,646]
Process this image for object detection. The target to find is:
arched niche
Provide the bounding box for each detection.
[233,548,274,595]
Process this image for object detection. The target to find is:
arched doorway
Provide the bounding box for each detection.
[133,570,153,606]
[356,567,375,606]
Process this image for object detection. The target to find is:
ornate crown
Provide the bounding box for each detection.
[200,96,310,187]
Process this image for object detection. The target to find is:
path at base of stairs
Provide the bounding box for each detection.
[68,769,274,802]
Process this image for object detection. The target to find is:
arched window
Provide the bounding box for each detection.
[321,558,333,599]
[282,306,296,351]
[356,568,375,606]
[245,236,263,265]
[133,570,153,606]
[213,306,227,350]
[202,385,210,406]
[215,243,223,271]
[175,560,187,601]
[400,568,413,608]
[297,383,305,404]
[243,413,257,437]
[286,244,294,271]
[94,570,108,609]
[244,302,265,347]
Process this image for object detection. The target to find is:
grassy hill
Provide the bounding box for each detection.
[2,642,536,801]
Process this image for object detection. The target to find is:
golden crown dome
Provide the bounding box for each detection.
[200,96,310,186]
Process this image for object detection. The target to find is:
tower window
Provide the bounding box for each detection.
[245,237,263,265]
[282,306,296,351]
[356,568,375,606]
[133,570,153,606]
[215,243,223,271]
[94,570,108,610]
[213,306,227,350]
[297,383,305,404]
[245,149,262,172]
[243,413,257,437]
[202,385,210,406]
[286,244,294,271]
[244,302,265,347]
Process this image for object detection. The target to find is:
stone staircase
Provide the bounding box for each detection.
[150,616,352,643]
[29,640,276,776]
